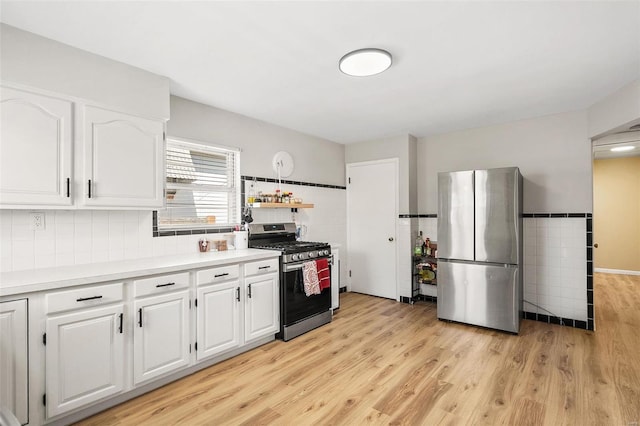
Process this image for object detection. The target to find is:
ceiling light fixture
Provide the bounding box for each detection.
[339,48,392,77]
[610,146,635,152]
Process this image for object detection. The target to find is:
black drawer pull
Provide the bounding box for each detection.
[236,287,240,302]
[66,177,70,198]
[138,308,143,327]
[88,179,92,198]
[248,284,252,298]
[214,273,229,278]
[156,282,176,288]
[118,313,123,334]
[258,266,271,270]
[76,295,103,302]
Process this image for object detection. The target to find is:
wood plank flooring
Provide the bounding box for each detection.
[76,273,640,425]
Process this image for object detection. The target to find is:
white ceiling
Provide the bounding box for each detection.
[1,1,639,144]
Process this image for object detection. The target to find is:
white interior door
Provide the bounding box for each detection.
[347,159,398,299]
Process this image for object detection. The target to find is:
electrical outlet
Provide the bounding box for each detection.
[31,212,45,231]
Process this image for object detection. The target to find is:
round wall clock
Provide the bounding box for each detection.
[272,151,294,178]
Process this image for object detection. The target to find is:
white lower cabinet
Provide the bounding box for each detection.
[0,299,29,424]
[133,290,190,385]
[45,303,125,418]
[25,256,280,423]
[196,282,241,360]
[244,260,279,343]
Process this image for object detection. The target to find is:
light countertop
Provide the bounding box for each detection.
[0,249,280,297]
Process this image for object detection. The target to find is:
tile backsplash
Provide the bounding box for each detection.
[0,210,219,272]
[523,217,588,322]
[0,184,348,276]
[418,215,589,324]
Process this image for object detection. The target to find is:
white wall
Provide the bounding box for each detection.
[0,24,170,120]
[408,135,418,213]
[588,79,640,138]
[168,96,345,185]
[417,110,592,214]
[168,96,348,285]
[345,134,413,213]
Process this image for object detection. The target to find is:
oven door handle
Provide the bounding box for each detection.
[283,257,332,272]
[283,263,304,272]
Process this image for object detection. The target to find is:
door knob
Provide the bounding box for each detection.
[594,243,598,248]
[388,237,394,242]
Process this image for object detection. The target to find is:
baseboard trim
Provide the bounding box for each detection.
[594,268,640,276]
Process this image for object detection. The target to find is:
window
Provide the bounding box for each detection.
[158,138,240,229]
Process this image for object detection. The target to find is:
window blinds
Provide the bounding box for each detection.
[159,139,240,228]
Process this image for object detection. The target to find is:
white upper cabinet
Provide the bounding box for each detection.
[81,106,164,208]
[0,84,165,210]
[0,86,73,206]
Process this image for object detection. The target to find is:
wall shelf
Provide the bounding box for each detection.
[250,203,314,209]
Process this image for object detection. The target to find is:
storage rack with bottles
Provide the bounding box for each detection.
[412,236,438,301]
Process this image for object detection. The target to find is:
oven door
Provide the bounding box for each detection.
[282,259,332,326]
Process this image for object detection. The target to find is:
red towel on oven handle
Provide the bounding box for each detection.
[316,258,330,291]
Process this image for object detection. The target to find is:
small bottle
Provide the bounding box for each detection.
[425,238,432,256]
[414,231,424,256]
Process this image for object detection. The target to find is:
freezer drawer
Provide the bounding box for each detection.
[437,260,521,333]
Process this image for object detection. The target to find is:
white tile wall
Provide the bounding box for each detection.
[415,216,588,322]
[397,217,414,299]
[418,217,438,244]
[0,210,235,273]
[523,217,587,321]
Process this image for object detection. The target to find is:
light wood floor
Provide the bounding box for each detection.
[77,273,640,425]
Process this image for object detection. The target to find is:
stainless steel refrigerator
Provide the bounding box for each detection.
[437,167,523,333]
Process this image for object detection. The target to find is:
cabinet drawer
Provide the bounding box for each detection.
[196,264,240,285]
[133,272,190,298]
[244,258,279,277]
[46,283,123,314]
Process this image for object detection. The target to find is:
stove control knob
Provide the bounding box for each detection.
[299,253,306,260]
[291,254,299,261]
[323,250,329,256]
[309,251,316,258]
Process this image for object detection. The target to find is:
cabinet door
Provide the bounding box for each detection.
[244,273,279,343]
[46,304,124,418]
[0,86,73,206]
[0,299,28,424]
[82,105,164,208]
[133,291,190,385]
[196,281,240,360]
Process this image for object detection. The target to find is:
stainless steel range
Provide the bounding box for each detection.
[248,223,332,341]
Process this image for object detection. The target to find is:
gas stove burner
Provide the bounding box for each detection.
[251,240,331,263]
[253,241,328,251]
[247,223,331,264]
